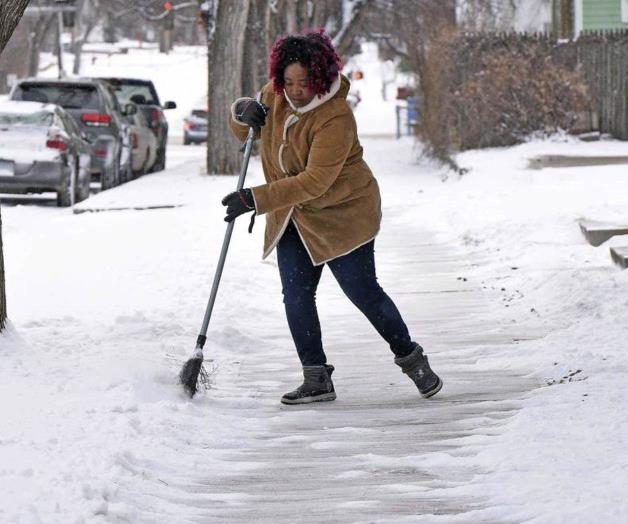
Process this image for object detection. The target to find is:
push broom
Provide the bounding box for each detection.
[179,94,260,398]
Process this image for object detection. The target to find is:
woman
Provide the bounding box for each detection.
[223,29,442,405]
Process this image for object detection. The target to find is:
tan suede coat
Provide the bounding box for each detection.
[229,75,381,265]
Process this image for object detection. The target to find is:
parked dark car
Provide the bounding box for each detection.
[183,108,208,145]
[99,77,176,172]
[9,78,135,190]
[0,101,92,206]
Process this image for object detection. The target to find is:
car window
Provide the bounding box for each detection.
[15,84,100,109]
[192,110,208,119]
[0,110,54,126]
[107,83,159,106]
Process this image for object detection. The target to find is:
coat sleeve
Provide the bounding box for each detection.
[251,111,354,214]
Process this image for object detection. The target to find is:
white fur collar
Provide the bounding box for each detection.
[284,75,341,114]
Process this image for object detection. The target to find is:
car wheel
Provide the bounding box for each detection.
[57,164,76,207]
[120,149,132,184]
[140,148,151,176]
[75,159,90,203]
[153,146,166,171]
[101,148,121,189]
[183,135,191,146]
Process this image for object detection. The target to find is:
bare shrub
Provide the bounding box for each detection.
[454,48,590,148]
[420,33,592,157]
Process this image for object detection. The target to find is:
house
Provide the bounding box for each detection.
[553,0,628,39]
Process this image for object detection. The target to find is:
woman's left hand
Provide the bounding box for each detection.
[222,188,256,222]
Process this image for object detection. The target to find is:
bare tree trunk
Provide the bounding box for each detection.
[333,0,373,58]
[242,0,270,97]
[559,0,573,39]
[0,0,29,52]
[72,0,100,75]
[28,14,56,77]
[0,0,31,331]
[0,209,5,330]
[285,0,298,33]
[206,0,251,174]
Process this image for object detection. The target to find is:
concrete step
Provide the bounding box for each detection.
[610,246,628,269]
[529,154,628,169]
[579,220,628,247]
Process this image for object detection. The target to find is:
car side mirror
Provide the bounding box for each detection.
[163,101,176,110]
[123,103,137,116]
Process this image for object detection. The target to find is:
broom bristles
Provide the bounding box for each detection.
[179,356,203,398]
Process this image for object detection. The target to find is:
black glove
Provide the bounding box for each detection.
[222,188,255,223]
[235,99,269,131]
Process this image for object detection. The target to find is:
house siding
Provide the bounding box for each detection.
[583,0,628,30]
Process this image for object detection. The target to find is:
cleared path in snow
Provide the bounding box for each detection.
[179,223,542,523]
[1,141,543,523]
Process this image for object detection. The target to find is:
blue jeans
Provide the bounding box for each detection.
[276,221,415,366]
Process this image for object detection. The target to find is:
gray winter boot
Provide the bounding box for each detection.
[281,364,336,405]
[394,344,443,398]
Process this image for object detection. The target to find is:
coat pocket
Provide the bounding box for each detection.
[304,175,367,211]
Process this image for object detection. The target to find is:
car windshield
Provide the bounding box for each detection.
[191,110,208,119]
[0,111,53,126]
[16,85,100,109]
[107,83,158,106]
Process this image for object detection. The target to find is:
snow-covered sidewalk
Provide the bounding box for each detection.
[2,132,628,522]
[0,138,541,522]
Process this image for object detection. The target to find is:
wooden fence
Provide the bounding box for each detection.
[452,30,628,141]
[577,30,628,140]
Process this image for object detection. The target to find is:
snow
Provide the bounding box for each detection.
[405,134,628,521]
[2,42,628,522]
[0,101,55,114]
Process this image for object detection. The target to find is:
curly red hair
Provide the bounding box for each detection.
[268,29,342,96]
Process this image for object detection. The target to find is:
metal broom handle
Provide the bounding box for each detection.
[196,92,262,349]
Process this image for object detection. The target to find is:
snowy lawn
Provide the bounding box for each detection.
[413,135,628,523]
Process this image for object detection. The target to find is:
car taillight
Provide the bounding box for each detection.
[46,138,68,151]
[81,113,112,127]
[184,121,194,130]
[94,148,107,158]
[150,109,161,128]
[131,132,138,149]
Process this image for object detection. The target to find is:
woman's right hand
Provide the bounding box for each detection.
[235,99,269,131]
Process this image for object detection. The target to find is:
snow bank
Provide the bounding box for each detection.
[398,135,628,522]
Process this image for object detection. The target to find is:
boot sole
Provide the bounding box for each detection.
[281,392,337,405]
[421,377,443,399]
